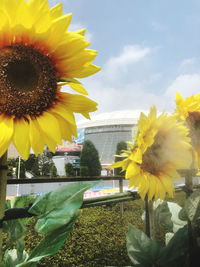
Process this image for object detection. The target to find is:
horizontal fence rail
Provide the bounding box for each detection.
[6,176,125,184]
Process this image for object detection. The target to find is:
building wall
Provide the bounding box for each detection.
[8,142,20,159]
[85,124,136,165]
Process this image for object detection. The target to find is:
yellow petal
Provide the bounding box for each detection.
[125,163,139,179]
[66,64,101,78]
[29,117,45,155]
[61,93,97,115]
[37,111,62,145]
[0,116,13,157]
[74,28,86,36]
[48,14,72,46]
[68,83,88,95]
[50,3,63,19]
[27,0,51,33]
[148,175,157,201]
[61,49,98,72]
[13,118,30,160]
[175,92,184,105]
[110,161,123,169]
[51,102,76,126]
[14,0,32,29]
[52,33,90,59]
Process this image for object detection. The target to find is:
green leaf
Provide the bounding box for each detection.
[167,202,187,232]
[158,225,189,267]
[3,195,36,253]
[29,181,99,235]
[179,189,200,224]
[58,77,81,84]
[16,181,100,266]
[3,249,29,267]
[153,200,173,232]
[18,217,77,266]
[142,200,186,233]
[127,224,161,266]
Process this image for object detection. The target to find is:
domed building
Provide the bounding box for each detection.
[77,109,147,173]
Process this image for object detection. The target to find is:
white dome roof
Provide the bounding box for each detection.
[77,109,148,128]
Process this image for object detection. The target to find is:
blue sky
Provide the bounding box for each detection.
[50,0,200,115]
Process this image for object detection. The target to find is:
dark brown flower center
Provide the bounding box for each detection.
[141,132,165,175]
[0,45,57,119]
[186,112,200,151]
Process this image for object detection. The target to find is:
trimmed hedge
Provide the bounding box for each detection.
[15,192,186,266]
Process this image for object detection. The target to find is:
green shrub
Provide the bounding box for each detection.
[15,192,185,266]
[65,163,74,177]
[80,140,101,176]
[80,166,88,177]
[50,163,57,178]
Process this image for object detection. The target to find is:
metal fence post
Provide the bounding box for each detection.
[119,177,124,218]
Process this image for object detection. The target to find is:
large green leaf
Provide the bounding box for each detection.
[179,189,200,224]
[3,249,29,267]
[127,224,161,266]
[153,200,173,232]
[142,200,186,233]
[158,226,189,267]
[16,217,77,267]
[14,181,100,266]
[3,196,36,259]
[29,181,99,235]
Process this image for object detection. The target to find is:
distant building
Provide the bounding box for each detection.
[77,110,147,174]
[8,142,20,158]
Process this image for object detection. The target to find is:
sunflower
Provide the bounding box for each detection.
[0,0,100,159]
[175,92,200,166]
[110,105,192,201]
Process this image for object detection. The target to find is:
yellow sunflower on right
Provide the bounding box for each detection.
[110,105,192,201]
[175,92,200,166]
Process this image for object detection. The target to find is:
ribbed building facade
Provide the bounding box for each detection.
[77,109,147,168]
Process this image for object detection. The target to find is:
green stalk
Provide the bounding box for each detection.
[0,152,8,266]
[145,196,155,240]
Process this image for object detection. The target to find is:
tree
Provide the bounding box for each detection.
[16,159,26,179]
[41,162,51,176]
[65,163,75,177]
[80,166,88,177]
[114,141,127,176]
[25,154,40,176]
[38,149,53,176]
[80,140,101,176]
[7,158,17,178]
[50,163,57,178]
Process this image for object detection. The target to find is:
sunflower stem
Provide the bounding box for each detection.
[0,151,8,266]
[145,196,155,240]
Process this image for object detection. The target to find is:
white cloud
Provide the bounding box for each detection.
[162,73,200,111]
[103,45,151,82]
[165,73,200,98]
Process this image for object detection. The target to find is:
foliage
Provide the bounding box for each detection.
[80,166,88,177]
[22,199,145,266]
[24,155,40,177]
[7,158,17,168]
[16,160,26,179]
[114,141,127,176]
[80,140,101,176]
[7,158,18,178]
[127,190,200,267]
[65,163,74,177]
[38,150,53,176]
[41,162,51,177]
[3,181,98,266]
[50,163,57,178]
